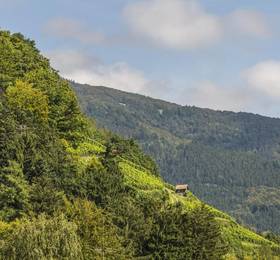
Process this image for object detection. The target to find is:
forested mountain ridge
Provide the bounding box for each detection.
[72,82,280,235]
[0,30,280,259]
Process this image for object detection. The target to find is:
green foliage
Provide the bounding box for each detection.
[144,203,227,260]
[73,82,280,234]
[108,196,154,256]
[29,176,67,216]
[0,31,49,89]
[117,154,276,258]
[0,161,30,221]
[0,29,278,259]
[66,199,129,259]
[59,158,125,206]
[0,214,82,260]
[23,69,90,143]
[263,232,280,245]
[5,80,49,124]
[104,135,159,176]
[0,110,24,167]
[189,204,229,259]
[0,30,89,144]
[119,161,164,190]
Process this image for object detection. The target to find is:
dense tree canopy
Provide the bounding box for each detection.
[72,82,280,234]
[0,30,278,259]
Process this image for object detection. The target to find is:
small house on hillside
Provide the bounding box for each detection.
[175,184,188,195]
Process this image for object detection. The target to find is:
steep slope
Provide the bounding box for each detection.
[0,30,279,259]
[63,138,280,258]
[119,161,280,259]
[72,82,280,234]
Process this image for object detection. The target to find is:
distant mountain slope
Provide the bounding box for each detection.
[2,30,280,259]
[72,82,280,234]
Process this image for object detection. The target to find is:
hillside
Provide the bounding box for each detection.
[0,30,280,259]
[72,82,280,235]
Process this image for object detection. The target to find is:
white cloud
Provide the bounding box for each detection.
[47,49,170,96]
[44,18,105,44]
[181,61,280,115]
[227,10,271,38]
[123,0,271,50]
[43,4,271,51]
[123,0,222,50]
[47,50,280,117]
[181,81,251,112]
[244,60,280,98]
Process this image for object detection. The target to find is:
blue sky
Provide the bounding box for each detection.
[1,0,280,117]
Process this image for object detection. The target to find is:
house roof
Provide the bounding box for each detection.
[175,184,188,190]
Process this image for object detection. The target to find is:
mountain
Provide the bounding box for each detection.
[72,82,280,235]
[0,30,280,259]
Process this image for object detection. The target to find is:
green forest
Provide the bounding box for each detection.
[1,30,280,259]
[73,82,280,235]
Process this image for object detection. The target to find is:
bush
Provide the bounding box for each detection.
[0,214,82,260]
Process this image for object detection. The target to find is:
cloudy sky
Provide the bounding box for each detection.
[1,0,280,117]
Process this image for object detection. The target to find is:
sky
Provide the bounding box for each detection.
[1,0,280,117]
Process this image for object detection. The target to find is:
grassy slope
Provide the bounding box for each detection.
[119,162,280,259]
[72,138,279,259]
[72,82,280,234]
[3,30,277,258]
